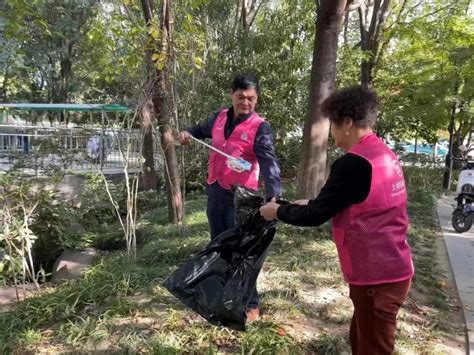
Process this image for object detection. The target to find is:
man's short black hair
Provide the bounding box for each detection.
[322,86,379,128]
[231,74,260,95]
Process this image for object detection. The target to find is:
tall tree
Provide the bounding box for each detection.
[376,1,473,141]
[296,0,348,199]
[2,1,97,105]
[28,1,96,107]
[141,0,183,223]
[358,0,392,89]
[78,3,137,100]
[240,0,265,33]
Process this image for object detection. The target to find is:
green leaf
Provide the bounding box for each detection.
[193,57,203,70]
[148,25,160,40]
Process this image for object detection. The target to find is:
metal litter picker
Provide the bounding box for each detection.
[189,135,252,173]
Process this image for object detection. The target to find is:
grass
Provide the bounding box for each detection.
[0,166,466,353]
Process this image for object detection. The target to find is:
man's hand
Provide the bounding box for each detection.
[179,131,193,145]
[259,200,280,221]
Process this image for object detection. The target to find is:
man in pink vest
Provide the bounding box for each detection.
[179,74,282,321]
[260,86,414,354]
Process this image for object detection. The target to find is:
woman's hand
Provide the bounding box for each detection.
[293,199,309,206]
[259,201,280,221]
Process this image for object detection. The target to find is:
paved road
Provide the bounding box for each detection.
[437,194,474,355]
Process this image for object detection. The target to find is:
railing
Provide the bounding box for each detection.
[0,125,164,174]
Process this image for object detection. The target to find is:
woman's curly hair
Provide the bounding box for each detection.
[322,86,379,128]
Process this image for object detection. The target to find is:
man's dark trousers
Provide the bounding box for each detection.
[206,183,259,309]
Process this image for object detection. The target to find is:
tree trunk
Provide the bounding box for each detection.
[359,0,391,89]
[374,0,408,73]
[240,0,264,32]
[140,0,158,191]
[443,102,458,189]
[296,0,347,199]
[343,9,349,45]
[141,0,183,224]
[140,100,158,190]
[0,3,8,101]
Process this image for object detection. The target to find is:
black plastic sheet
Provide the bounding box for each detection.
[163,186,277,330]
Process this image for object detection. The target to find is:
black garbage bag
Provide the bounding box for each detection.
[163,186,278,331]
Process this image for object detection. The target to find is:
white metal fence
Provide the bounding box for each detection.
[0,125,163,174]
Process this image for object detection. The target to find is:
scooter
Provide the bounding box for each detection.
[451,146,474,233]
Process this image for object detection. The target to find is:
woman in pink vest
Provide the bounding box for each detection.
[260,86,414,354]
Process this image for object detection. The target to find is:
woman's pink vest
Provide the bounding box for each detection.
[332,133,414,285]
[207,109,263,191]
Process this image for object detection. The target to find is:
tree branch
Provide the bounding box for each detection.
[358,5,367,49]
[371,0,391,49]
[408,2,458,23]
[386,0,409,30]
[346,0,362,12]
[247,0,265,29]
[375,0,408,71]
[367,0,382,46]
[140,0,154,24]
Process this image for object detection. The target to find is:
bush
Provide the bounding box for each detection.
[403,165,443,192]
[0,173,91,285]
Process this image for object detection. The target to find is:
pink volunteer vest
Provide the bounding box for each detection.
[207,109,263,191]
[332,133,414,285]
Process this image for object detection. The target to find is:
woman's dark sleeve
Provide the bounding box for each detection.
[276,154,372,226]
